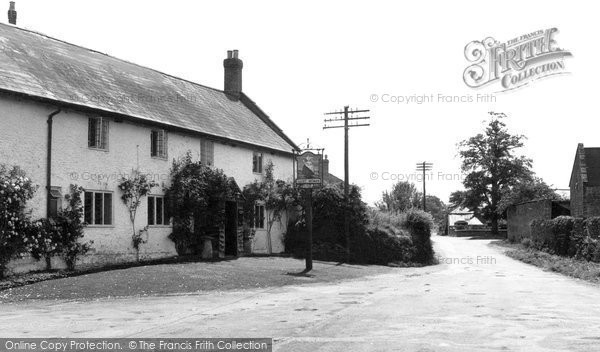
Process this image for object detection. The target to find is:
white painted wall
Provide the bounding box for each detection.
[0,94,294,274]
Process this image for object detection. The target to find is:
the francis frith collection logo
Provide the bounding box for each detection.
[463,28,572,91]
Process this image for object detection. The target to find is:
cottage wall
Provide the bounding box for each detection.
[0,94,293,274]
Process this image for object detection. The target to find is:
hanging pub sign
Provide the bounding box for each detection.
[295,151,323,189]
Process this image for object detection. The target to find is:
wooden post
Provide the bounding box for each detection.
[343,106,350,262]
[306,190,313,272]
[422,161,427,212]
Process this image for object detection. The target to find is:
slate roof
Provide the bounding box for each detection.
[0,23,296,153]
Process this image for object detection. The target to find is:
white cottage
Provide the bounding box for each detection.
[0,22,298,272]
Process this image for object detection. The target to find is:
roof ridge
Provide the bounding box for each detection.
[0,22,225,94]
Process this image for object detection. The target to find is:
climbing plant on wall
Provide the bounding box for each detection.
[0,165,36,278]
[118,170,157,261]
[165,152,233,255]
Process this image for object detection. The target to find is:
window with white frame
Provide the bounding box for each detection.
[84,191,113,225]
[88,117,109,150]
[150,129,168,158]
[148,195,169,226]
[253,151,263,173]
[254,204,265,229]
[200,138,214,166]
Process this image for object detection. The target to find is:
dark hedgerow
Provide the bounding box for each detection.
[527,216,600,263]
[284,184,434,265]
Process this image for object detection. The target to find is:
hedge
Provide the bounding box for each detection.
[528,216,600,261]
[285,208,434,265]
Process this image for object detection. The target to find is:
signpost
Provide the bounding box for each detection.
[294,150,323,272]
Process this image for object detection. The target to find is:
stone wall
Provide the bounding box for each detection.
[507,200,553,243]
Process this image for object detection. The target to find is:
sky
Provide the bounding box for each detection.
[7,0,598,205]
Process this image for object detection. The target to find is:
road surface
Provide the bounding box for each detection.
[2,236,600,351]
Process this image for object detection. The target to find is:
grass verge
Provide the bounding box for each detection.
[491,241,600,284]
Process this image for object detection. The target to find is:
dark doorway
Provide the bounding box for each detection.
[225,201,238,256]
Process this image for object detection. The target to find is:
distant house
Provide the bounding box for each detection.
[445,208,485,236]
[322,155,343,187]
[570,143,600,217]
[447,208,484,227]
[506,199,570,243]
[0,22,298,272]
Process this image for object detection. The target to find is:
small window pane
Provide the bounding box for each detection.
[88,119,96,148]
[156,197,164,225]
[151,131,157,156]
[253,152,263,173]
[49,198,58,218]
[201,139,214,166]
[84,192,93,224]
[94,193,103,225]
[148,196,155,225]
[101,119,109,149]
[104,193,112,225]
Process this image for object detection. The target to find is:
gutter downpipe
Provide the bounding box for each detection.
[47,109,62,218]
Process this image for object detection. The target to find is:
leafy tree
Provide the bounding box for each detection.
[424,194,447,230]
[497,177,563,214]
[452,112,533,234]
[118,170,158,261]
[376,181,420,213]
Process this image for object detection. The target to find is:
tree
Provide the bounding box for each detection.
[376,181,420,213]
[424,194,447,230]
[453,112,533,234]
[497,177,563,214]
[118,170,157,261]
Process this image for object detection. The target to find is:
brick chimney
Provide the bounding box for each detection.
[223,50,243,98]
[7,1,16,25]
[323,155,330,175]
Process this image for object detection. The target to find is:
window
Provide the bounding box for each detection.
[88,117,109,150]
[253,152,263,173]
[48,186,62,218]
[200,138,214,166]
[254,204,265,229]
[151,129,168,158]
[84,191,112,225]
[148,195,169,226]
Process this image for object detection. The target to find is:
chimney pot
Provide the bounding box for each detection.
[223,49,243,98]
[8,1,17,25]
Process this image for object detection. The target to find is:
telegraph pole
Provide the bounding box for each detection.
[416,162,433,211]
[324,106,370,262]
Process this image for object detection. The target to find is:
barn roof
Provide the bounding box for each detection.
[0,23,297,153]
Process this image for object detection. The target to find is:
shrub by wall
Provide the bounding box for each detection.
[285,203,434,265]
[529,216,600,261]
[399,209,434,263]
